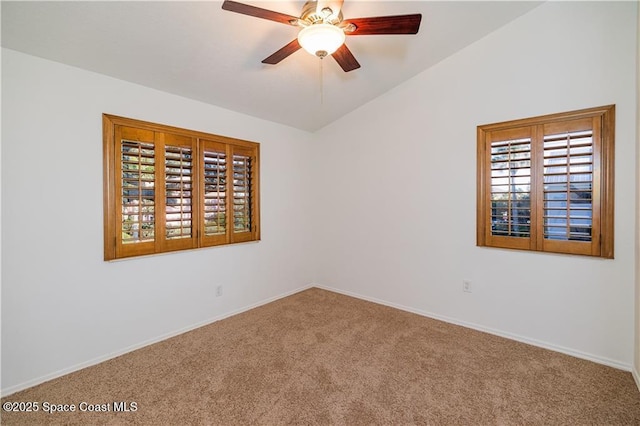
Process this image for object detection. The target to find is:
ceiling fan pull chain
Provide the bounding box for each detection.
[319,57,324,105]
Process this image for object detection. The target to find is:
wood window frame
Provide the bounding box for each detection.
[103,114,260,260]
[477,105,614,258]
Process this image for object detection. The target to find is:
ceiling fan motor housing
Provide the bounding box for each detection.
[300,1,343,25]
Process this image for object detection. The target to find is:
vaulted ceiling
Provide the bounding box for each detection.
[2,1,542,131]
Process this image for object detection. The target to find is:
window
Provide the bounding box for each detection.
[477,105,614,258]
[103,114,260,260]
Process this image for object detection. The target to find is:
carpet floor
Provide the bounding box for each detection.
[2,287,639,425]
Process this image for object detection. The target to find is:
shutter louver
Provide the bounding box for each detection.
[232,153,252,234]
[121,140,156,244]
[543,129,593,242]
[203,148,227,237]
[165,145,193,240]
[490,137,532,238]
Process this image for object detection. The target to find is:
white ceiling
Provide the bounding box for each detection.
[1,1,542,132]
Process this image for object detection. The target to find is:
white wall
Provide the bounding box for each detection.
[2,0,638,396]
[635,0,640,390]
[313,1,638,368]
[1,48,316,394]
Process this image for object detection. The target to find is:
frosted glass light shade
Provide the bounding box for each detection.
[297,24,346,57]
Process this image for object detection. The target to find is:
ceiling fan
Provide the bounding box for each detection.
[221,0,422,72]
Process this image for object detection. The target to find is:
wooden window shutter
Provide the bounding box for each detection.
[104,114,260,260]
[157,132,198,252]
[115,125,157,259]
[230,145,257,243]
[480,126,535,251]
[200,139,229,247]
[477,105,614,258]
[538,118,598,255]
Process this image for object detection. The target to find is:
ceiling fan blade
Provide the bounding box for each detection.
[331,44,360,72]
[343,14,422,35]
[262,39,302,65]
[222,0,299,26]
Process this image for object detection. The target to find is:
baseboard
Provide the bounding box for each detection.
[314,284,632,372]
[5,283,632,396]
[1,283,314,397]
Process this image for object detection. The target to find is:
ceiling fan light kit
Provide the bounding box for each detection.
[221,0,422,72]
[298,23,346,57]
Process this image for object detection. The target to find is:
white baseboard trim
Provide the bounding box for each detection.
[633,367,640,392]
[1,283,314,397]
[314,284,632,372]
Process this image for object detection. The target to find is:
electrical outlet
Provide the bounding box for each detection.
[463,280,472,293]
[216,285,223,297]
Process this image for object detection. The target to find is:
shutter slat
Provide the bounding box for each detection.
[120,139,156,245]
[232,153,252,233]
[489,137,532,238]
[203,149,227,236]
[542,129,594,242]
[165,144,194,240]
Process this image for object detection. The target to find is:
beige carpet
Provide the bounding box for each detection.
[2,288,639,425]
